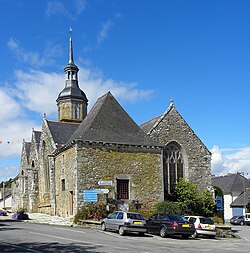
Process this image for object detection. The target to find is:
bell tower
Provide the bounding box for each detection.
[56,28,88,123]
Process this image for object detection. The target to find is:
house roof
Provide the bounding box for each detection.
[47,120,80,146]
[212,173,250,194]
[69,92,161,147]
[231,188,250,207]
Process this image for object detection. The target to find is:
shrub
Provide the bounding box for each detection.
[74,203,115,224]
[155,201,187,215]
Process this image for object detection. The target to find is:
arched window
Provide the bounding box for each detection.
[164,142,184,194]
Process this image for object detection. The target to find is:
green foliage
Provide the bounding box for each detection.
[74,203,115,223]
[212,216,224,224]
[172,179,216,216]
[17,208,26,215]
[155,201,187,215]
[212,185,224,221]
[0,178,13,188]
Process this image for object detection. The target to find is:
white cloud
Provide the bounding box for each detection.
[46,1,68,17]
[75,0,87,15]
[0,166,19,182]
[211,145,250,177]
[13,67,154,118]
[14,70,64,116]
[7,38,61,67]
[97,20,114,45]
[0,89,21,120]
[46,0,86,18]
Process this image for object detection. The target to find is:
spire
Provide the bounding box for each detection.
[69,27,74,64]
[56,28,88,123]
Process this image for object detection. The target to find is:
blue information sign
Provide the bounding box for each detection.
[216,195,223,211]
[83,190,98,202]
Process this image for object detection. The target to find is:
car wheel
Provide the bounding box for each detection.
[159,226,167,238]
[119,226,125,236]
[240,221,244,226]
[101,222,106,231]
[191,231,197,238]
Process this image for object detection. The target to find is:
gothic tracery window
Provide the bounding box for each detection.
[165,142,184,194]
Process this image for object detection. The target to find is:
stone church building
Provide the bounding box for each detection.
[12,34,212,217]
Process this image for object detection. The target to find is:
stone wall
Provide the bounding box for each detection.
[54,142,163,217]
[37,120,56,214]
[54,146,78,217]
[149,107,212,191]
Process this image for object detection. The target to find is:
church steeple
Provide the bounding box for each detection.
[56,28,88,123]
[69,27,74,64]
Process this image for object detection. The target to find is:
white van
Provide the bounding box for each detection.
[245,213,250,225]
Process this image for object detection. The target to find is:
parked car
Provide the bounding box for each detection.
[230,215,245,226]
[245,213,250,226]
[185,216,216,238]
[146,213,196,239]
[100,211,147,236]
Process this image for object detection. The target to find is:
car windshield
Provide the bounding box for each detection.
[127,213,144,220]
[200,218,214,225]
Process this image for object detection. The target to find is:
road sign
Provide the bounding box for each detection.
[83,190,97,202]
[96,189,109,194]
[98,180,113,186]
[216,195,223,211]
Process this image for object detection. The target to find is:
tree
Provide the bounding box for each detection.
[172,179,216,216]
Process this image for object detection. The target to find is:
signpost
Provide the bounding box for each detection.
[98,180,113,186]
[96,189,109,194]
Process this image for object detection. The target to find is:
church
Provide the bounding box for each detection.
[12,33,212,217]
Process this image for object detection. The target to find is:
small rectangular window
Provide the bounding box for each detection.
[117,179,129,199]
[61,179,65,191]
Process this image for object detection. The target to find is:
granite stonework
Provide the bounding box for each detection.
[54,141,163,217]
[146,104,212,191]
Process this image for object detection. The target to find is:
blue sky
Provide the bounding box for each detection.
[0,0,250,182]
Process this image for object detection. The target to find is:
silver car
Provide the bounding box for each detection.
[101,211,147,236]
[185,216,216,238]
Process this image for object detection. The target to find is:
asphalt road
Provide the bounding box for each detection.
[1,220,250,252]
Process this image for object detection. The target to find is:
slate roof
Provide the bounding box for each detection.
[231,188,250,207]
[33,130,41,150]
[140,115,161,134]
[212,173,250,194]
[24,142,31,161]
[69,92,161,147]
[47,120,80,146]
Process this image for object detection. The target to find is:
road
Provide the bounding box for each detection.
[0,220,250,252]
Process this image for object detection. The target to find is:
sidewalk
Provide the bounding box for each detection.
[0,212,73,226]
[26,213,74,226]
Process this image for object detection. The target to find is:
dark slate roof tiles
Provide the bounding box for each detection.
[231,188,250,207]
[69,92,161,147]
[212,173,250,194]
[47,120,80,146]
